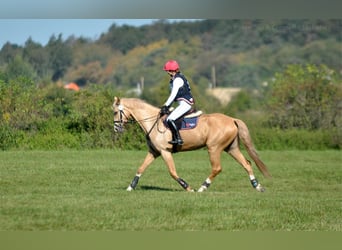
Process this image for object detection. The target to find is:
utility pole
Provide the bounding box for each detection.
[211,65,216,88]
[140,76,144,90]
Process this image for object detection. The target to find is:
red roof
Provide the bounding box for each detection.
[64,82,80,91]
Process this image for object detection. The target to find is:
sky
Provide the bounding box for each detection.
[0,19,182,48]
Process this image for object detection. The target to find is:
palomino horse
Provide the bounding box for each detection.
[112,97,271,192]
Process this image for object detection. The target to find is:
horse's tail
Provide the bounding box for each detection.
[234,119,272,178]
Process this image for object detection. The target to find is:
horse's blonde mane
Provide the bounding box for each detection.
[123,98,158,110]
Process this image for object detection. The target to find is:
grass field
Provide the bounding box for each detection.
[0,150,341,231]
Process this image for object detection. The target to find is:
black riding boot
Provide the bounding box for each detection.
[167,120,183,145]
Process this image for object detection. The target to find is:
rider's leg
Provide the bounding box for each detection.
[167,119,183,145]
[166,101,191,145]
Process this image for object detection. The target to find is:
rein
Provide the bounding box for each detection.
[146,114,162,136]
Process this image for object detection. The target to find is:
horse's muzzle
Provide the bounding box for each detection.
[114,122,124,133]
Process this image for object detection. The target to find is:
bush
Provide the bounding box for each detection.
[251,128,340,150]
[0,75,340,151]
[112,122,148,150]
[265,64,341,130]
[19,130,80,150]
[0,125,23,150]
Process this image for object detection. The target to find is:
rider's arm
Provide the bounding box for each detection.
[164,77,184,107]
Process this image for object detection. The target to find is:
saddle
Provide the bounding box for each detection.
[164,109,203,130]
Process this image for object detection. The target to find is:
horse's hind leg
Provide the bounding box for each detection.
[227,146,265,192]
[198,149,222,192]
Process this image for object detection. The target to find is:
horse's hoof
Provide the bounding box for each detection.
[256,184,265,192]
[126,185,133,191]
[197,186,207,192]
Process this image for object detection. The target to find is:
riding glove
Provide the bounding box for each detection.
[160,105,169,115]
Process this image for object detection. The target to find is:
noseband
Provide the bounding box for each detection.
[114,104,130,132]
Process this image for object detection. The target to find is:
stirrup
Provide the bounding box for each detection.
[168,139,183,145]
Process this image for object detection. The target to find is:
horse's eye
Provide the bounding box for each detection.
[113,111,118,115]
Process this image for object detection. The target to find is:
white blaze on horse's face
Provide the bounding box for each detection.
[113,102,125,133]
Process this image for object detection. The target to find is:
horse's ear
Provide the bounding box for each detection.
[114,96,120,104]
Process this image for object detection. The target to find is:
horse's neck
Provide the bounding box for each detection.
[128,101,159,133]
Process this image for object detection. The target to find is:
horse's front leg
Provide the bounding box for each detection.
[126,151,157,191]
[161,150,194,192]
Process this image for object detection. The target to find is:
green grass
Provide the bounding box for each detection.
[0,150,341,231]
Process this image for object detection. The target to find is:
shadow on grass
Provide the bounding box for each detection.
[139,185,180,192]
[115,185,180,192]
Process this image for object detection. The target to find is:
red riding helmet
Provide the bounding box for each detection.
[163,60,180,71]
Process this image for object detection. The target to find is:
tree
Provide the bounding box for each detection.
[46,34,73,81]
[23,38,49,78]
[265,64,341,130]
[0,42,22,64]
[67,61,103,85]
[5,55,37,80]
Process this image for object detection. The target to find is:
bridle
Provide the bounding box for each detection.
[113,104,161,135]
[113,104,130,132]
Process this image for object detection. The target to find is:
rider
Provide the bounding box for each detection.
[160,60,195,145]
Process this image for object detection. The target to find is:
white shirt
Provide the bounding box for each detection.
[164,77,184,107]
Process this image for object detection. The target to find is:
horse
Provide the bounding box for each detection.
[112,97,271,192]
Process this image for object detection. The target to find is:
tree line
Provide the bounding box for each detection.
[0,20,340,89]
